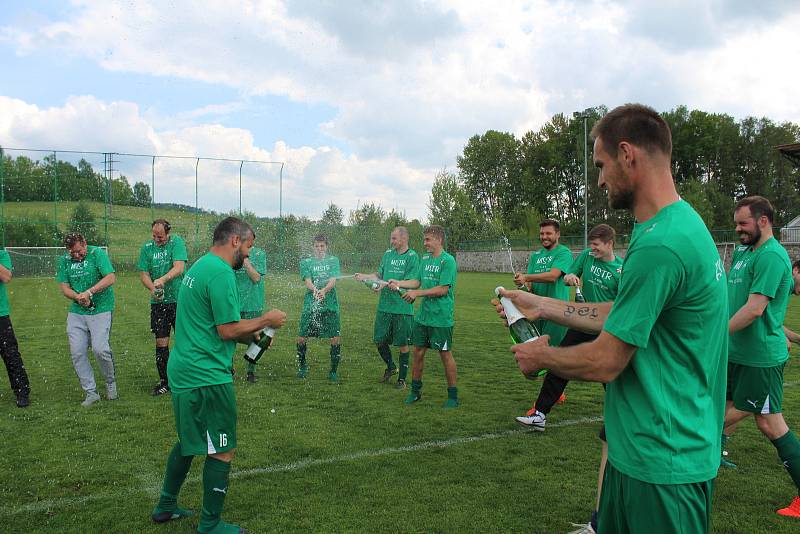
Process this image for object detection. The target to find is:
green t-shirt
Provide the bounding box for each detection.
[167,253,241,391]
[235,246,267,313]
[568,249,623,303]
[300,255,341,313]
[727,237,793,367]
[56,246,116,315]
[136,235,188,304]
[0,250,12,317]
[415,251,456,327]
[377,247,420,315]
[603,200,728,485]
[526,243,573,344]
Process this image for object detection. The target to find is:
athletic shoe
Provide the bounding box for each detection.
[106,382,118,400]
[380,367,398,383]
[396,379,407,390]
[404,391,422,404]
[719,456,737,469]
[443,398,459,409]
[16,395,30,408]
[525,403,537,417]
[151,382,169,396]
[151,506,194,523]
[515,410,546,431]
[195,520,248,533]
[777,495,800,517]
[567,522,596,534]
[246,372,257,383]
[297,366,308,379]
[557,392,567,404]
[81,392,101,407]
[328,371,338,382]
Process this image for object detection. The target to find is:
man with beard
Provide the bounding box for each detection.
[496,104,727,533]
[513,219,573,424]
[151,217,287,533]
[720,196,800,518]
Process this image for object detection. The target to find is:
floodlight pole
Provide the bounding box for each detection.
[151,156,155,222]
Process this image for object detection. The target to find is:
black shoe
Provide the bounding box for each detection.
[396,379,407,390]
[16,396,30,408]
[380,367,398,383]
[246,372,257,383]
[151,383,170,396]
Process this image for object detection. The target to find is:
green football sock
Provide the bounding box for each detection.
[246,361,256,374]
[330,344,341,372]
[296,343,307,368]
[377,344,395,370]
[447,386,458,400]
[399,352,410,380]
[155,442,193,512]
[411,379,422,393]
[198,457,232,533]
[772,430,800,492]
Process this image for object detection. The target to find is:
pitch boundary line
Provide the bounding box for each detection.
[3,415,603,516]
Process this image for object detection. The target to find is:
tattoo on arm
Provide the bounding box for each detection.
[564,305,599,320]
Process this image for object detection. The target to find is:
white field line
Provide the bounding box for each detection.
[3,416,603,516]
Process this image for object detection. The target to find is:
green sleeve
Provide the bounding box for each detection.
[439,256,457,287]
[136,243,150,272]
[332,257,341,277]
[377,252,387,279]
[568,249,589,277]
[0,251,12,271]
[173,236,189,262]
[95,249,115,276]
[55,257,68,283]
[405,252,420,280]
[209,273,241,325]
[252,249,267,275]
[604,246,683,349]
[526,252,536,274]
[552,246,573,274]
[300,259,310,281]
[750,251,786,299]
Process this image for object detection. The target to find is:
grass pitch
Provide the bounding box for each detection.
[0,272,798,533]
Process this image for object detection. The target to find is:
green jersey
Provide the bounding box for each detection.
[0,250,12,317]
[377,247,420,315]
[167,253,241,391]
[727,237,793,367]
[603,200,728,485]
[415,251,456,327]
[56,246,116,315]
[526,243,573,344]
[136,235,188,304]
[300,255,341,313]
[568,249,623,303]
[235,246,267,313]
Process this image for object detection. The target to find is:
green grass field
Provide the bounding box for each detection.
[1,272,799,533]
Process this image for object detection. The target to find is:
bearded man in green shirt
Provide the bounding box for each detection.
[234,235,267,383]
[496,104,727,534]
[137,219,188,396]
[720,195,800,519]
[151,217,286,533]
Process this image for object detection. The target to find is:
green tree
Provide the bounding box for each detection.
[132,181,152,207]
[68,201,102,245]
[427,170,489,250]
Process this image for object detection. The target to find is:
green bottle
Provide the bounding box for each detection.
[494,286,546,378]
[244,327,276,364]
[575,286,585,303]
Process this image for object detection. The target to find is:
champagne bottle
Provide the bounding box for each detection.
[362,279,383,290]
[575,286,585,303]
[494,286,546,378]
[244,327,276,364]
[154,286,165,300]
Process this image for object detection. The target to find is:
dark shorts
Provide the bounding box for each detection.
[598,462,713,534]
[299,309,341,338]
[411,323,453,351]
[726,361,785,414]
[172,383,237,456]
[151,303,177,338]
[373,311,413,347]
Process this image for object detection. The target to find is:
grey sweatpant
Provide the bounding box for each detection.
[66,312,115,394]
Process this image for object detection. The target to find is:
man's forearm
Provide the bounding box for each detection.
[530,342,612,382]
[525,272,559,284]
[784,326,800,344]
[539,297,612,334]
[89,273,115,294]
[728,307,759,334]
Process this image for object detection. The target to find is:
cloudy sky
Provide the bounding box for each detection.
[2,0,798,220]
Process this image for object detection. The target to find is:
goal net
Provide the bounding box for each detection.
[6,247,109,278]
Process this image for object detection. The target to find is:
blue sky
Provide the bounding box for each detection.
[1,1,799,220]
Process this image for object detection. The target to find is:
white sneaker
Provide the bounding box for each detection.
[81,391,101,407]
[515,410,546,431]
[106,382,118,400]
[567,523,596,534]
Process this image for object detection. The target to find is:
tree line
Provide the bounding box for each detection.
[428,105,800,248]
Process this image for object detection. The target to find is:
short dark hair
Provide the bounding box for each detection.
[393,226,409,238]
[793,259,800,271]
[152,219,171,233]
[423,225,445,242]
[588,223,616,243]
[735,195,774,225]
[212,217,253,246]
[539,219,560,232]
[591,103,672,158]
[313,234,329,245]
[64,233,85,249]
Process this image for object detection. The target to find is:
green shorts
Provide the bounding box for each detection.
[298,308,341,338]
[172,382,237,456]
[373,311,413,347]
[726,361,785,414]
[598,462,713,534]
[411,322,453,351]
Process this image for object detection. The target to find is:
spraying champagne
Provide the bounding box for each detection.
[495,286,546,378]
